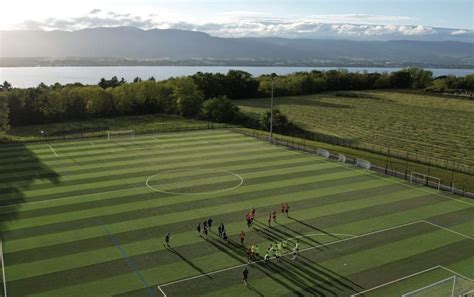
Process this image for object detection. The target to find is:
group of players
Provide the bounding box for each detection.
[163,203,299,286]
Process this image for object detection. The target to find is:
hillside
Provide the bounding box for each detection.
[1,27,473,66]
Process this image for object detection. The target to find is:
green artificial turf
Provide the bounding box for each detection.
[0,129,473,296]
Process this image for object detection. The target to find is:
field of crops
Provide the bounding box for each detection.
[1,129,473,296]
[236,91,474,173]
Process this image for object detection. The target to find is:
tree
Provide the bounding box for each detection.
[390,70,413,88]
[0,93,10,132]
[171,77,204,117]
[260,109,292,133]
[406,68,433,88]
[201,96,239,123]
[1,81,12,91]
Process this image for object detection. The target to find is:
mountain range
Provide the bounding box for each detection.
[1,27,473,67]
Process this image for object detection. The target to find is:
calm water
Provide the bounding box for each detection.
[1,66,473,88]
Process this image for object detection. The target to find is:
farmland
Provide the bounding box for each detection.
[0,129,473,296]
[236,91,474,175]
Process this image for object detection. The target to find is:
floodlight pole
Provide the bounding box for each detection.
[270,78,274,143]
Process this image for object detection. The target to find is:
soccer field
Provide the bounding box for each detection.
[0,129,473,297]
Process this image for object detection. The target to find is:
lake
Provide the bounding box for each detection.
[1,66,473,88]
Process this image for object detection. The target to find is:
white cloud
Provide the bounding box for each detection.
[15,9,473,40]
[451,29,469,35]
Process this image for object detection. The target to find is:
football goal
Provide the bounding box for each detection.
[355,158,371,170]
[401,274,474,297]
[410,172,441,191]
[107,130,135,141]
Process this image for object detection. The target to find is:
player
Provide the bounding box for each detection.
[218,223,223,238]
[268,213,272,227]
[222,231,228,244]
[292,246,298,260]
[240,230,246,245]
[207,218,213,230]
[285,203,289,217]
[275,249,282,262]
[164,233,171,247]
[196,222,201,236]
[246,248,253,263]
[264,249,270,262]
[254,244,260,257]
[272,210,277,222]
[243,267,249,286]
[281,203,285,215]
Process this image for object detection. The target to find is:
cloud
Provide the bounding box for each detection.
[17,10,472,41]
[451,29,470,35]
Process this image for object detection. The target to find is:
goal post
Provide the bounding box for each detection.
[401,274,474,297]
[410,171,441,191]
[107,130,135,141]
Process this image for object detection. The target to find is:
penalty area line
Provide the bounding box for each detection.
[48,144,58,157]
[158,220,424,290]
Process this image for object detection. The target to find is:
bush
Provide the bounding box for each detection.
[201,96,239,123]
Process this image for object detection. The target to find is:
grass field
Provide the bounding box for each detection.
[4,114,214,142]
[236,90,474,172]
[0,129,473,296]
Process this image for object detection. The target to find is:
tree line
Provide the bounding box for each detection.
[0,68,473,136]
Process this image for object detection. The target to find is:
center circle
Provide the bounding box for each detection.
[145,169,243,195]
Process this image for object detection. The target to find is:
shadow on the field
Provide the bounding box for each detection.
[207,234,340,295]
[253,220,325,250]
[0,143,59,234]
[247,283,265,297]
[289,217,341,239]
[168,247,212,279]
[298,254,363,292]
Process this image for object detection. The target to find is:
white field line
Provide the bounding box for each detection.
[422,220,474,240]
[48,144,58,157]
[350,266,441,296]
[157,220,424,291]
[0,238,7,297]
[157,286,167,297]
[257,138,474,208]
[351,265,474,296]
[0,161,316,209]
[0,186,149,209]
[191,137,209,144]
[157,220,471,296]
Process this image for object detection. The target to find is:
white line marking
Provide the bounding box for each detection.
[0,186,149,209]
[422,220,474,240]
[157,285,167,297]
[350,266,441,296]
[158,220,425,289]
[254,136,474,207]
[0,238,7,297]
[191,136,209,144]
[351,265,474,296]
[48,144,58,157]
[145,169,243,195]
[440,266,474,281]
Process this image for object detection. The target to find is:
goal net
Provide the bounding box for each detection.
[338,153,347,163]
[355,158,371,169]
[107,130,135,141]
[410,172,441,190]
[318,148,330,158]
[401,275,474,297]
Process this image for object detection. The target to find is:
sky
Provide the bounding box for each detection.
[1,0,473,38]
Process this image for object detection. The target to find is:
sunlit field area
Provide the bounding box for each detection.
[1,129,473,296]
